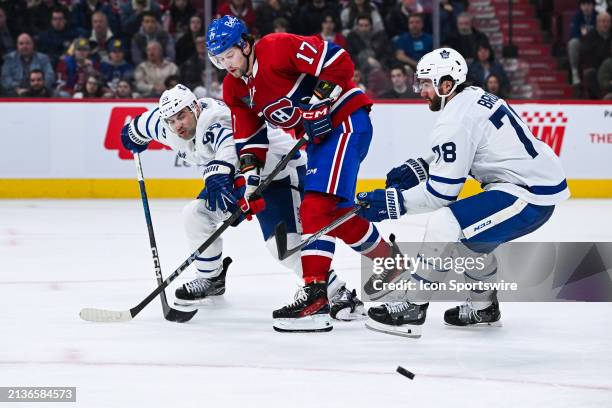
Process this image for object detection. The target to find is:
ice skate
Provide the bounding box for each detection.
[273,282,333,333]
[444,290,501,327]
[174,257,232,306]
[329,286,366,321]
[365,302,428,338]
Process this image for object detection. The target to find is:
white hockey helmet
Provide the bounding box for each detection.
[414,48,468,98]
[159,84,199,120]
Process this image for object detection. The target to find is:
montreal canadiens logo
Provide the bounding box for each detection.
[262,97,302,128]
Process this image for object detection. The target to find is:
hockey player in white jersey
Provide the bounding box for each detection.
[121,84,365,320]
[356,48,570,337]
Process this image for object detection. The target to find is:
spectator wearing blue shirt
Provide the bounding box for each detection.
[37,7,83,67]
[1,33,55,96]
[568,0,598,85]
[100,39,134,91]
[393,13,432,70]
[71,0,121,37]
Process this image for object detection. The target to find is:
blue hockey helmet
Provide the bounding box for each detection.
[206,15,248,68]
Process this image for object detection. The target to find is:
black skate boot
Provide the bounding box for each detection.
[365,302,428,338]
[363,235,410,301]
[444,290,501,327]
[273,281,333,333]
[174,257,232,306]
[330,286,366,321]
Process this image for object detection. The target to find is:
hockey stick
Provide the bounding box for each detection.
[80,137,309,322]
[133,152,197,322]
[274,204,365,261]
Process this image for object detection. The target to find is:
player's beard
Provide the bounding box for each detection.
[427,94,442,112]
[230,56,250,78]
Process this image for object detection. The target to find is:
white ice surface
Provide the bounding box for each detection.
[1,199,611,407]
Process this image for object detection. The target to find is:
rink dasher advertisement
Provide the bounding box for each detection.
[0,100,610,197]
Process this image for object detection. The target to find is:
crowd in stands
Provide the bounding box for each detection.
[566,0,612,99]
[0,0,610,100]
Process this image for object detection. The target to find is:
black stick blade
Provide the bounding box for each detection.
[164,307,197,323]
[274,222,289,260]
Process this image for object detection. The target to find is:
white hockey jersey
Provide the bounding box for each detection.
[127,97,305,180]
[403,87,570,213]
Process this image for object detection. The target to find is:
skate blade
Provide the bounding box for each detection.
[444,320,503,328]
[273,314,333,333]
[173,297,216,307]
[332,305,367,321]
[365,318,422,338]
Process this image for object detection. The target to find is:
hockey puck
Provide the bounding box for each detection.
[396,366,415,380]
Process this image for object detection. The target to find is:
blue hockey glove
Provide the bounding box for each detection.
[198,161,238,213]
[355,188,406,222]
[386,158,429,190]
[300,98,333,144]
[120,122,149,153]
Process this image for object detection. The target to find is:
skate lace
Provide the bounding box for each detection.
[384,302,410,315]
[458,299,482,323]
[184,278,212,295]
[287,286,308,308]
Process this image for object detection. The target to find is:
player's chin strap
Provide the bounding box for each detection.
[241,36,255,78]
[438,80,458,111]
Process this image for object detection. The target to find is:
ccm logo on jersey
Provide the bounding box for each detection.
[262,97,302,128]
[473,219,492,232]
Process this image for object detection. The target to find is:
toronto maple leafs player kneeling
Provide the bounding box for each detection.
[356,48,570,337]
[121,84,365,320]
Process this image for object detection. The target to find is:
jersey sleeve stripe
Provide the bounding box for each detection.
[154,117,163,139]
[213,128,228,150]
[314,41,328,77]
[525,179,568,195]
[214,133,233,151]
[286,73,307,98]
[144,107,159,140]
[330,87,362,113]
[236,143,269,150]
[429,175,467,184]
[426,181,458,201]
[322,47,345,69]
[132,116,149,140]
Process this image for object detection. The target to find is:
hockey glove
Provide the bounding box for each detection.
[120,122,149,153]
[234,154,266,220]
[198,161,238,213]
[300,98,333,144]
[386,158,429,190]
[355,188,406,223]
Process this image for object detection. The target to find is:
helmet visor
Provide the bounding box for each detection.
[413,76,434,94]
[208,52,226,70]
[208,46,241,71]
[162,107,194,136]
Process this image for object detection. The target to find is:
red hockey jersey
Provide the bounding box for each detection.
[222,33,372,164]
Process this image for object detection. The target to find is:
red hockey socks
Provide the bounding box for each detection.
[300,192,391,284]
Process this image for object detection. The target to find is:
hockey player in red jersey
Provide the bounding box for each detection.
[206,15,394,332]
